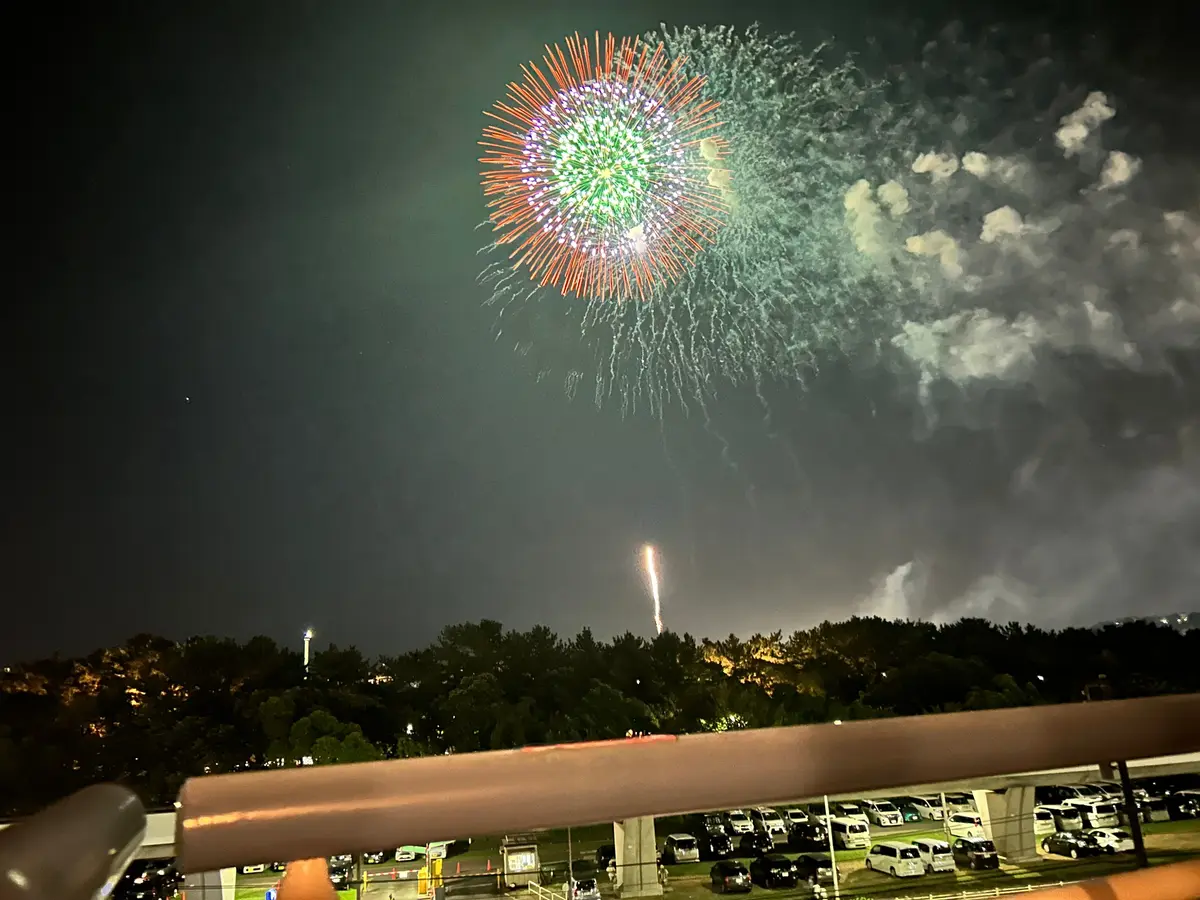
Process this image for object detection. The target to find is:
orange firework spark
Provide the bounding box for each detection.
[479,32,730,302]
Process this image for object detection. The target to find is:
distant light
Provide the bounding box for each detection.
[833,720,843,726]
[406,723,415,735]
[304,629,314,640]
[1037,675,1045,681]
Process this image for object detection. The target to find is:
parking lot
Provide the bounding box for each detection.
[233,787,1200,900]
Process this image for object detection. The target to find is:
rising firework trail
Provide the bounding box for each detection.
[643,544,664,635]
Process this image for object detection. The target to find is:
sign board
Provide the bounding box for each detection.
[265,890,277,900]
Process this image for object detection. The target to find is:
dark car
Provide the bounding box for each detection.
[1041,831,1103,859]
[951,837,1000,870]
[364,849,393,864]
[1167,791,1200,821]
[114,860,181,900]
[889,799,922,823]
[328,861,355,889]
[738,833,775,857]
[709,860,752,894]
[793,853,836,885]
[596,844,617,870]
[690,812,730,837]
[787,822,826,851]
[701,833,736,861]
[748,854,798,888]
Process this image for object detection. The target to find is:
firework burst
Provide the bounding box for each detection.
[480,32,731,302]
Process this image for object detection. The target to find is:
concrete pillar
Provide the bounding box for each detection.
[973,788,1038,863]
[614,818,662,899]
[182,866,237,900]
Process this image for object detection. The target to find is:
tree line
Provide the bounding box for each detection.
[1,617,1197,816]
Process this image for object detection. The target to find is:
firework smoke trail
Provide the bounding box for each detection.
[643,544,664,635]
[478,24,915,417]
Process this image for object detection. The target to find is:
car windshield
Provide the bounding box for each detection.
[1112,831,1130,839]
[874,802,897,812]
[848,824,866,833]
[1074,785,1103,797]
[932,846,951,856]
[729,813,749,822]
[704,816,723,829]
[675,839,697,850]
[974,841,996,852]
[1061,809,1081,819]
[898,848,919,859]
[1095,804,1116,814]
[839,804,860,812]
[574,879,597,892]
[1036,811,1052,820]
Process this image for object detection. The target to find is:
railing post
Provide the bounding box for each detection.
[1116,759,1149,869]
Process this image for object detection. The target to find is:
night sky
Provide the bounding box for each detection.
[8,0,1197,662]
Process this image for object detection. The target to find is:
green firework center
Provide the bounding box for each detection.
[551,112,662,237]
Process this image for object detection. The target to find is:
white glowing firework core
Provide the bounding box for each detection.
[643,544,664,635]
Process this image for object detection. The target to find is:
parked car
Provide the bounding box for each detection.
[943,793,976,813]
[1135,796,1171,823]
[239,864,267,875]
[749,854,798,888]
[700,833,736,861]
[1041,831,1103,858]
[739,833,775,857]
[661,834,701,865]
[689,813,730,837]
[726,810,755,834]
[1168,790,1200,820]
[709,860,752,894]
[783,808,811,831]
[861,800,903,827]
[750,807,788,841]
[803,804,832,825]
[1033,808,1057,835]
[951,837,999,870]
[1087,828,1135,854]
[891,800,922,823]
[864,842,924,878]
[793,853,837,885]
[830,802,869,823]
[1065,799,1120,829]
[328,861,354,889]
[947,812,985,839]
[1041,804,1084,831]
[901,796,945,821]
[563,875,602,900]
[911,838,955,874]
[364,849,392,864]
[828,817,870,850]
[787,822,827,851]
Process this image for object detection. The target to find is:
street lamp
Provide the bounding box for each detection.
[303,628,314,677]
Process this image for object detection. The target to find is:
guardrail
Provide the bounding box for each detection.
[528,881,566,900]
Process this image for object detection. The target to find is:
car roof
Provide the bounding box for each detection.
[874,841,913,849]
[960,836,991,844]
[914,838,949,847]
[667,834,695,840]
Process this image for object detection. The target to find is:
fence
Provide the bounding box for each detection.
[528,882,566,900]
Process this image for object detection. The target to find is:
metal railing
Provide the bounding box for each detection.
[2,694,1199,900]
[527,882,566,900]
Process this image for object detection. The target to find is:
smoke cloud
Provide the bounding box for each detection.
[842,36,1200,628]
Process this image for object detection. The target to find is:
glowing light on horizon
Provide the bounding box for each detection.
[643,544,664,635]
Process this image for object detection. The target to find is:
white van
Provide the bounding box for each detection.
[829,817,870,850]
[911,838,955,874]
[861,800,903,827]
[1066,799,1119,829]
[1033,808,1057,835]
[750,807,788,839]
[947,813,985,839]
[905,796,945,821]
[864,842,924,878]
[1042,804,1083,831]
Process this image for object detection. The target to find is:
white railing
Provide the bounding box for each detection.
[528,881,566,900]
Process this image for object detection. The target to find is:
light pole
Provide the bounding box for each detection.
[303,628,313,678]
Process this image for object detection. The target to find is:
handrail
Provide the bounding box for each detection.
[176,693,1200,872]
[0,784,146,900]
